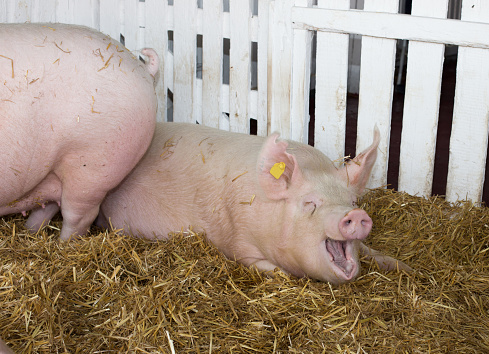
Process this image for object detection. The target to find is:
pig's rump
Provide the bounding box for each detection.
[0,23,158,240]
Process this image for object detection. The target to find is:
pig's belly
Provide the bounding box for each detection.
[0,171,62,217]
[0,119,58,207]
[101,185,206,240]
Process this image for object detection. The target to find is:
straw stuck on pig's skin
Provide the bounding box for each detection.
[0,187,488,353]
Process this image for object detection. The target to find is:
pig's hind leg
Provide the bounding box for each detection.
[25,202,60,232]
[56,181,107,241]
[58,196,103,241]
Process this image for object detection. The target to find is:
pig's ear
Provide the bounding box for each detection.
[257,133,305,200]
[338,126,380,194]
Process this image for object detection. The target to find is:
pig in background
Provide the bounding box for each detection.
[0,23,159,240]
[0,338,13,354]
[98,123,411,284]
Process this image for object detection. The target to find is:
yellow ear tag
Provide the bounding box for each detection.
[270,162,286,179]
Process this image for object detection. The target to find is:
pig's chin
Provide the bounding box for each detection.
[324,239,358,281]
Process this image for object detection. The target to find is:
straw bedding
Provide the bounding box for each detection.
[0,188,488,353]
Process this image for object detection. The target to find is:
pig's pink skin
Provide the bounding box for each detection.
[339,208,372,240]
[98,122,381,284]
[0,23,158,240]
[0,337,14,354]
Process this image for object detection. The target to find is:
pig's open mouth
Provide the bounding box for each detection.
[325,239,356,279]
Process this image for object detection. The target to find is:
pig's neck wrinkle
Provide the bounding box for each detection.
[196,175,288,267]
[230,196,290,269]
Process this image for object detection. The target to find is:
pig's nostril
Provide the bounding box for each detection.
[339,209,372,240]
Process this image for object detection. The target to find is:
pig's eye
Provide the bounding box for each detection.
[304,201,317,216]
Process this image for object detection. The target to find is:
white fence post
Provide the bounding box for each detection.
[314,0,350,160]
[145,0,168,123]
[100,0,122,39]
[202,0,223,129]
[173,0,198,123]
[356,0,399,189]
[268,0,294,139]
[229,1,251,133]
[446,1,489,202]
[289,0,313,144]
[256,0,270,137]
[398,0,449,197]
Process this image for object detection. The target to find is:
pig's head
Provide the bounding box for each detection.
[256,127,380,284]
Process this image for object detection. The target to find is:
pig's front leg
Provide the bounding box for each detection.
[360,243,413,272]
[248,259,281,274]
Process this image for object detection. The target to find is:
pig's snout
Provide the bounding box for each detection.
[339,209,372,240]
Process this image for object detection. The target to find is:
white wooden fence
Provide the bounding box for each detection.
[2,0,488,203]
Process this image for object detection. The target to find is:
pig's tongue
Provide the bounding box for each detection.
[326,240,354,277]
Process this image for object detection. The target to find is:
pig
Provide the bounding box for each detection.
[0,338,13,354]
[98,122,411,284]
[0,23,159,240]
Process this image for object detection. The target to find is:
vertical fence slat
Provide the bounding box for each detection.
[314,0,349,159]
[100,0,122,40]
[256,0,270,136]
[122,0,139,50]
[145,0,168,122]
[268,0,294,139]
[202,0,223,128]
[55,0,73,24]
[8,0,33,22]
[446,1,489,202]
[0,1,7,22]
[356,0,399,189]
[229,1,251,133]
[398,0,448,197]
[32,0,57,22]
[290,0,313,144]
[173,0,197,123]
[63,0,98,28]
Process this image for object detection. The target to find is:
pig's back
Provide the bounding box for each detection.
[0,23,157,205]
[100,122,265,238]
[0,23,155,136]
